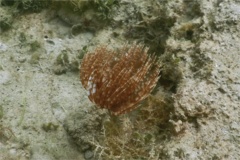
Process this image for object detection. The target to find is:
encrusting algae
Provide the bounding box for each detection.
[80,44,161,115]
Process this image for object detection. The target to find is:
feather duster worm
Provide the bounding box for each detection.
[80,45,160,115]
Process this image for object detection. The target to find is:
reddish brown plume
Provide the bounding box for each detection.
[80,44,160,115]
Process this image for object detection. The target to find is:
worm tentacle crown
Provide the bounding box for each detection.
[80,44,160,115]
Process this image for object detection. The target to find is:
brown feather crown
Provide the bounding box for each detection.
[80,44,160,115]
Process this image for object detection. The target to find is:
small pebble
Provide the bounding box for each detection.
[0,71,11,84]
[84,150,93,159]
